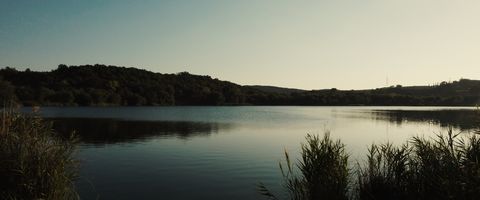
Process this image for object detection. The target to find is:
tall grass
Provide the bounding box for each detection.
[0,109,79,199]
[356,143,412,200]
[260,129,480,200]
[258,133,349,200]
[358,129,480,200]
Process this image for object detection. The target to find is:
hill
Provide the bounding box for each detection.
[245,85,306,95]
[1,64,480,106]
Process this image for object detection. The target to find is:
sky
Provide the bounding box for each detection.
[1,0,480,90]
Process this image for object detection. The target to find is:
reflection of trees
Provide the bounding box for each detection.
[49,118,233,145]
[369,110,480,131]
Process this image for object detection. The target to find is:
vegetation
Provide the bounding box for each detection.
[2,64,480,106]
[0,110,79,199]
[259,130,480,200]
[0,65,247,106]
[258,133,349,200]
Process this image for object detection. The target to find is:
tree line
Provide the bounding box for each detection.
[1,64,480,106]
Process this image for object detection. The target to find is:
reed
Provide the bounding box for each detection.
[258,133,349,200]
[356,143,412,200]
[357,129,480,200]
[0,109,79,199]
[260,129,480,200]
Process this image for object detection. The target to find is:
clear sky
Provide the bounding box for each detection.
[1,0,480,90]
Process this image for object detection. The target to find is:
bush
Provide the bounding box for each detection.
[0,110,79,199]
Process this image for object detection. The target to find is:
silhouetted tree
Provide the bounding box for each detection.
[0,79,15,104]
[1,65,480,106]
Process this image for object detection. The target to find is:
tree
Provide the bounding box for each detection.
[0,79,15,104]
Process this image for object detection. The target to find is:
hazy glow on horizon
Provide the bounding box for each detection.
[1,0,480,90]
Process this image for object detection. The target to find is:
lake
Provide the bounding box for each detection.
[25,106,479,200]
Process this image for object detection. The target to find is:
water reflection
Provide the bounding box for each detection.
[49,118,233,145]
[36,107,480,200]
[47,109,480,146]
[367,109,480,131]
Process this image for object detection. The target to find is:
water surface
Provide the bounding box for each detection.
[27,106,479,200]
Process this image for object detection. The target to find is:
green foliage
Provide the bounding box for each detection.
[2,65,480,106]
[0,64,249,106]
[0,110,79,199]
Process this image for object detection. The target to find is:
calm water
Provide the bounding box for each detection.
[26,106,479,200]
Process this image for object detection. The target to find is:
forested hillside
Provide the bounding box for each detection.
[1,64,479,106]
